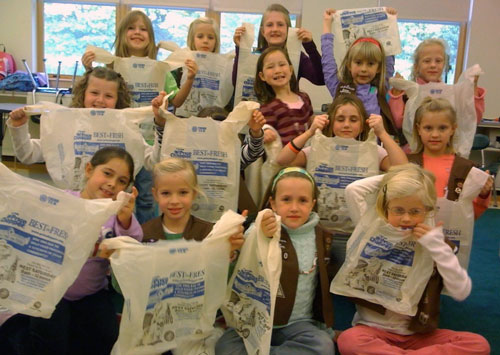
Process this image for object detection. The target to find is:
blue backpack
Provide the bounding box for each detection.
[0,71,41,91]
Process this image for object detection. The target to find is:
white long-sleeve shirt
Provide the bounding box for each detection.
[7,118,161,171]
[345,174,472,335]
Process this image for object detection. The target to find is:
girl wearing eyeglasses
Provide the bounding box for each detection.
[333,163,490,354]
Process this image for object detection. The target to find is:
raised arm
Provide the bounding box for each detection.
[321,9,340,97]
[345,174,384,225]
[7,108,44,164]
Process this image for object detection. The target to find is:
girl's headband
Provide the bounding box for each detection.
[271,167,315,192]
[352,37,381,49]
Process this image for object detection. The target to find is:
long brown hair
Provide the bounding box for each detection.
[324,94,370,141]
[257,3,292,51]
[70,67,131,109]
[254,47,299,104]
[114,10,157,59]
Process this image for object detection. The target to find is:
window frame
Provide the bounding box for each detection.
[37,1,464,84]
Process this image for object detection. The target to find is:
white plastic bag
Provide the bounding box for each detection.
[306,130,379,233]
[234,24,301,105]
[332,7,401,65]
[221,209,282,355]
[87,45,194,106]
[160,101,258,222]
[176,51,235,117]
[390,65,483,158]
[331,175,434,316]
[436,167,488,270]
[0,163,127,319]
[103,210,245,355]
[29,102,150,190]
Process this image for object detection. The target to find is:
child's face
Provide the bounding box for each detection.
[258,51,292,90]
[261,11,288,47]
[417,111,456,156]
[82,158,131,200]
[386,195,427,229]
[349,57,380,85]
[416,44,445,82]
[84,76,119,109]
[153,172,196,224]
[126,18,150,56]
[193,23,216,52]
[270,177,316,230]
[332,103,363,138]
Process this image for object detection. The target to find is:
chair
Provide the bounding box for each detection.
[472,134,498,207]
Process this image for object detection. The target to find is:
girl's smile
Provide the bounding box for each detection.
[258,51,293,89]
[332,103,363,138]
[126,18,150,56]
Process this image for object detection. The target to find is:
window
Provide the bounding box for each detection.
[131,6,204,60]
[44,2,116,76]
[395,20,461,84]
[219,13,297,53]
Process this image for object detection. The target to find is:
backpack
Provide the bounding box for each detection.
[0,44,17,80]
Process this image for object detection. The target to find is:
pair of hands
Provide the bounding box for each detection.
[303,113,388,137]
[323,8,397,31]
[98,208,247,260]
[82,50,198,79]
[233,26,313,47]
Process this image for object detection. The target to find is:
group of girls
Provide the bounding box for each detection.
[0,2,493,355]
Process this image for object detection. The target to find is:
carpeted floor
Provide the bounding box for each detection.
[333,208,500,354]
[440,208,500,354]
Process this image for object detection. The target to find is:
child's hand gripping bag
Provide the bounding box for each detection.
[160,101,258,222]
[306,129,379,233]
[87,44,193,106]
[102,210,246,355]
[244,125,282,209]
[176,51,235,118]
[28,102,150,190]
[0,163,128,319]
[390,65,483,158]
[332,7,402,65]
[221,209,282,355]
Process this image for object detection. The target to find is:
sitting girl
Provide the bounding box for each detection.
[335,163,490,354]
[216,167,335,354]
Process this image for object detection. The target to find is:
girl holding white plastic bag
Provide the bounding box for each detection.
[7,67,163,224]
[232,3,324,88]
[332,164,490,354]
[82,10,197,109]
[141,157,245,258]
[407,98,492,269]
[216,167,335,355]
[1,146,142,355]
[277,94,407,270]
[389,38,486,126]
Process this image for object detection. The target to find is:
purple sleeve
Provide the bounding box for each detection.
[232,46,240,86]
[320,33,339,98]
[298,40,325,86]
[385,55,395,91]
[104,215,143,242]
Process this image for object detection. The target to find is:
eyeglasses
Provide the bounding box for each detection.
[387,207,428,217]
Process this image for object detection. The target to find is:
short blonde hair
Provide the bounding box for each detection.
[411,38,448,81]
[413,97,457,154]
[187,17,220,53]
[375,163,436,220]
[153,158,202,196]
[339,37,387,95]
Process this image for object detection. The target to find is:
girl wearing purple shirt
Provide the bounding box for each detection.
[1,147,142,355]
